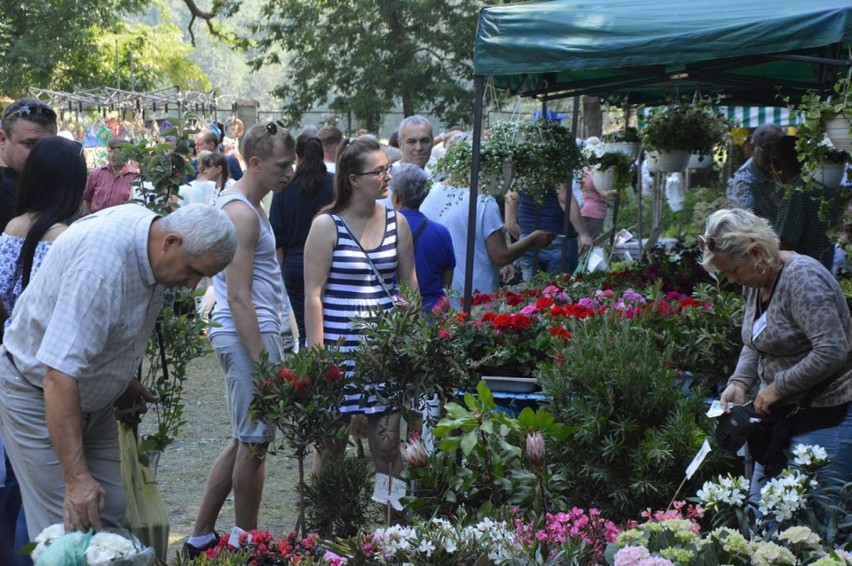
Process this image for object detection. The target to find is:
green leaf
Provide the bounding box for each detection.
[460,431,478,456]
[476,380,494,407]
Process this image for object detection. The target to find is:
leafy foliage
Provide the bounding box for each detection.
[537,316,733,522]
[248,0,516,129]
[350,286,476,425]
[0,0,209,95]
[436,120,586,202]
[251,344,350,535]
[304,456,378,538]
[402,381,572,521]
[602,127,641,143]
[641,101,731,154]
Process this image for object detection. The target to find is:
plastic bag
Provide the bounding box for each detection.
[34,530,91,566]
[118,423,169,562]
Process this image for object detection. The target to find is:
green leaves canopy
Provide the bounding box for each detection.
[251,0,513,129]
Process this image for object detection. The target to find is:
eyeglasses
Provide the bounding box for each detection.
[3,104,57,120]
[266,120,287,136]
[354,165,392,178]
[698,235,717,252]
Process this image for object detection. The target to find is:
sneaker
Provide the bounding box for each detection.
[183,533,220,560]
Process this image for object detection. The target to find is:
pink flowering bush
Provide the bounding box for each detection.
[515,508,621,563]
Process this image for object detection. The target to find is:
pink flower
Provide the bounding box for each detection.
[525,431,546,468]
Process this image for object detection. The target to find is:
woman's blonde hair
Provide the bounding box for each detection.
[700,208,780,272]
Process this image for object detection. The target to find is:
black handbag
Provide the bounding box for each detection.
[715,402,772,454]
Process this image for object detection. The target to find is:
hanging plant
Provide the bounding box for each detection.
[587,146,634,194]
[641,102,731,155]
[436,120,586,202]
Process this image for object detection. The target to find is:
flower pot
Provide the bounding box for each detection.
[825,115,852,152]
[688,152,713,169]
[649,149,690,172]
[591,167,616,192]
[607,142,640,161]
[813,162,846,189]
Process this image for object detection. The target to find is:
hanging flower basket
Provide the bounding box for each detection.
[825,114,852,152]
[813,162,846,188]
[688,152,714,169]
[592,167,617,192]
[648,150,690,173]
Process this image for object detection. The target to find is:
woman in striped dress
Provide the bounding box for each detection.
[303,136,417,478]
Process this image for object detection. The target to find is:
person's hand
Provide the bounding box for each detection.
[114,379,158,414]
[720,382,748,410]
[754,382,781,416]
[579,232,593,253]
[501,264,516,283]
[528,230,556,248]
[64,473,105,532]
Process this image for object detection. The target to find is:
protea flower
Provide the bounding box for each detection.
[526,431,546,468]
[399,437,428,468]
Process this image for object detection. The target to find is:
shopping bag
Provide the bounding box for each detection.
[118,423,169,562]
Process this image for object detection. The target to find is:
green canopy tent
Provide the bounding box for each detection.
[458,0,852,310]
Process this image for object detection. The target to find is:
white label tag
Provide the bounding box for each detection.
[752,311,767,339]
[372,472,406,511]
[685,438,712,479]
[228,526,251,548]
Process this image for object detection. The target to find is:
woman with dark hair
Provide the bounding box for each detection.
[2,136,86,324]
[0,135,86,566]
[303,136,417,478]
[198,151,232,203]
[269,132,335,345]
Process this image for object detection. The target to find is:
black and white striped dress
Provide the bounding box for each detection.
[323,208,398,414]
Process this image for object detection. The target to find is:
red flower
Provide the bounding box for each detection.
[550,326,572,340]
[535,297,554,310]
[327,365,342,382]
[438,328,453,340]
[504,291,525,306]
[278,367,296,383]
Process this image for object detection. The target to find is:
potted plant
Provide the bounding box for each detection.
[641,102,730,172]
[797,77,852,152]
[795,80,852,189]
[437,120,586,202]
[602,126,641,160]
[587,144,634,193]
[811,147,849,189]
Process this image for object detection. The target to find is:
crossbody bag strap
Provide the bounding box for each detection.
[337,215,395,302]
[412,218,429,245]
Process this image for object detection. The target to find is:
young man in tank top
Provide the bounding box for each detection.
[185,122,296,557]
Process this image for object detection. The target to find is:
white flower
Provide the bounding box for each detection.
[417,538,435,557]
[777,526,821,548]
[750,540,796,566]
[696,474,749,509]
[84,532,137,566]
[759,470,810,522]
[31,523,67,562]
[792,444,828,467]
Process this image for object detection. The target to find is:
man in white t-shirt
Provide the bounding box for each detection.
[317,125,342,174]
[420,184,553,299]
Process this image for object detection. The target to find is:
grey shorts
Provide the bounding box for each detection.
[210,333,281,444]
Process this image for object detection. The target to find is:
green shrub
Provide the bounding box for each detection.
[538,316,734,522]
[304,455,378,538]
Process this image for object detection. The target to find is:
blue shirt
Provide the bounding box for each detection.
[399,209,455,313]
[517,190,576,237]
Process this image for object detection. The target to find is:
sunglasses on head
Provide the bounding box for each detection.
[265,120,287,136]
[4,104,57,121]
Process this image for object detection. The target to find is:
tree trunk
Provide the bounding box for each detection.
[583,96,603,139]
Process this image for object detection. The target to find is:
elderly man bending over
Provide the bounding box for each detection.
[0,203,236,537]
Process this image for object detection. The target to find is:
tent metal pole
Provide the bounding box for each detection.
[464,76,486,314]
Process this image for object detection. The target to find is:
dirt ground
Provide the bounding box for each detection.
[140,350,300,561]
